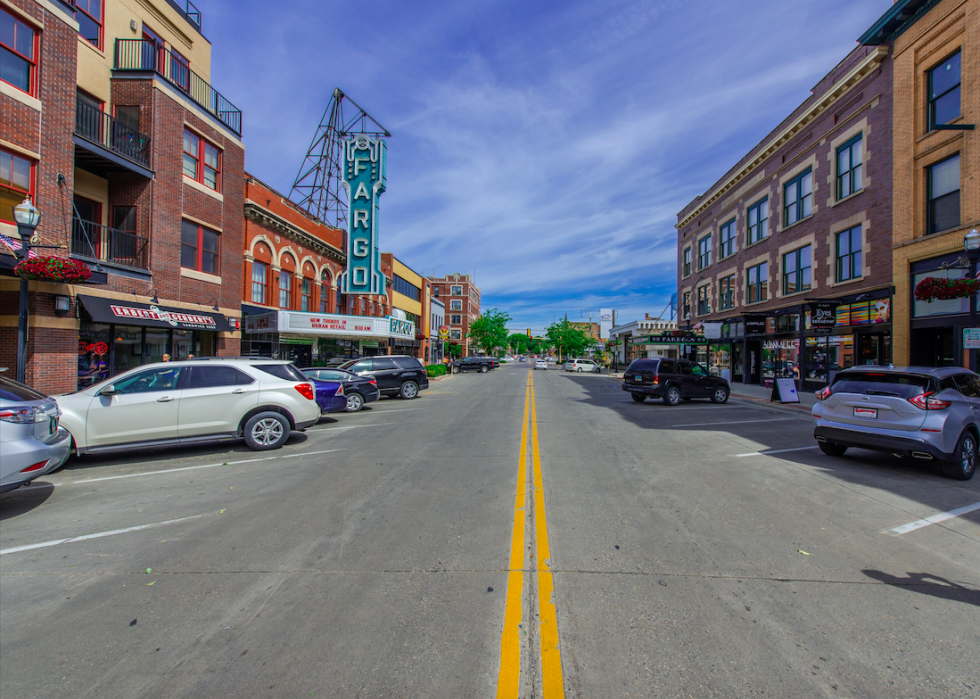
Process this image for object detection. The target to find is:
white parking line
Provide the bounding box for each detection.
[0,514,205,555]
[890,501,980,535]
[672,417,799,428]
[735,446,820,457]
[69,449,341,484]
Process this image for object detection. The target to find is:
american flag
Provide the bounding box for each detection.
[0,233,39,259]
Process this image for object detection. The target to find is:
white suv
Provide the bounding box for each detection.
[57,359,321,455]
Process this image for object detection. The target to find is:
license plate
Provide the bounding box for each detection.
[853,407,877,419]
[635,375,643,381]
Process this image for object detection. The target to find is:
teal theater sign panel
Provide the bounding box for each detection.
[339,135,386,296]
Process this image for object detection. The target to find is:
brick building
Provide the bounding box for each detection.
[428,273,481,357]
[861,0,979,367]
[240,174,396,363]
[1,0,244,394]
[676,43,893,391]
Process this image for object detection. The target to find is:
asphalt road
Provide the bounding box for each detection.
[1,363,978,698]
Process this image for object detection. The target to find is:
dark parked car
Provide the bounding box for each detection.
[302,367,381,412]
[453,356,493,373]
[622,358,730,406]
[338,356,429,399]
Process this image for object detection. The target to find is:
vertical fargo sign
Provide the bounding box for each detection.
[339,135,386,296]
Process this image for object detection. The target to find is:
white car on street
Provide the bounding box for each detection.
[534,360,549,370]
[564,359,599,373]
[56,359,321,455]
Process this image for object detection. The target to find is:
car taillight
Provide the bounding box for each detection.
[368,379,377,385]
[0,406,35,423]
[336,384,344,396]
[815,386,832,400]
[652,376,659,385]
[294,383,315,400]
[909,392,951,410]
[20,461,48,473]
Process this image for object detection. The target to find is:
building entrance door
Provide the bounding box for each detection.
[910,327,955,367]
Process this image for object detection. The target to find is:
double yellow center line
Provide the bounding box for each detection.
[496,373,565,698]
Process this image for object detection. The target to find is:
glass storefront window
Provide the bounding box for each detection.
[804,335,854,384]
[763,339,799,379]
[145,328,169,363]
[172,329,194,360]
[78,322,111,389]
[709,343,731,381]
[113,325,143,376]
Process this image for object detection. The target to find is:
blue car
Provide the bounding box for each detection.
[309,378,346,414]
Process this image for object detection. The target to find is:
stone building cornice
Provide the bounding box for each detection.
[244,201,345,264]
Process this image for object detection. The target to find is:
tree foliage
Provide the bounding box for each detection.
[545,319,594,360]
[446,342,462,359]
[468,308,512,356]
[507,333,530,354]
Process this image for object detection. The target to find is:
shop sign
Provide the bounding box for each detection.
[702,322,723,340]
[808,301,839,329]
[279,334,315,345]
[744,315,766,335]
[245,311,278,334]
[282,311,384,337]
[964,328,980,350]
[339,135,386,297]
[110,304,216,329]
[389,317,414,338]
[629,334,708,345]
[763,339,799,350]
[360,340,381,348]
[439,325,450,339]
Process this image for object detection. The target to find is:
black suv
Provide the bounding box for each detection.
[453,356,493,373]
[339,355,430,399]
[622,358,730,405]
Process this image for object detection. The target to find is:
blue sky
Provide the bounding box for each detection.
[203,0,892,334]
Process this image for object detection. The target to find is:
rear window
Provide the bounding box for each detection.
[254,364,308,382]
[627,359,660,373]
[831,372,935,399]
[0,376,47,402]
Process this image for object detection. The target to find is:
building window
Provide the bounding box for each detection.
[115,105,140,132]
[719,218,736,259]
[747,262,768,303]
[682,292,691,320]
[450,329,462,340]
[0,149,34,225]
[75,0,103,50]
[696,286,710,316]
[320,274,330,313]
[451,314,462,324]
[782,245,811,295]
[783,168,812,226]
[836,135,862,200]
[682,247,691,277]
[180,220,219,274]
[747,197,768,244]
[278,270,292,309]
[183,129,221,191]
[393,274,421,301]
[301,278,312,312]
[928,50,961,130]
[927,155,959,234]
[1,8,37,96]
[450,299,462,311]
[718,275,736,311]
[697,234,711,270]
[112,205,136,232]
[251,262,268,304]
[432,286,440,297]
[835,225,862,282]
[451,285,462,295]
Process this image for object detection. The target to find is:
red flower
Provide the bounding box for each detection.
[14,256,92,283]
[914,276,980,302]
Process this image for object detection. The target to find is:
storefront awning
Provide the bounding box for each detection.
[78,295,234,332]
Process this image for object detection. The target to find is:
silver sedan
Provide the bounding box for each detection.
[0,375,71,493]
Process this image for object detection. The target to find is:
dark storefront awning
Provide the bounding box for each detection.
[78,295,233,331]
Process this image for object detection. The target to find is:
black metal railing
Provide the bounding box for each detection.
[75,98,151,168]
[174,0,202,29]
[114,39,241,135]
[72,219,150,270]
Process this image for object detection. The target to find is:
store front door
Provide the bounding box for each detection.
[910,327,955,367]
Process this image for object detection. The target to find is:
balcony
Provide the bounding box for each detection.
[74,98,153,177]
[114,39,242,136]
[72,219,150,271]
[168,0,202,30]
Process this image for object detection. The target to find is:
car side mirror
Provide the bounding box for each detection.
[100,384,117,396]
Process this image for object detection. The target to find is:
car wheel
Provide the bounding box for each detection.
[480,365,488,373]
[942,431,977,480]
[631,393,646,403]
[244,412,290,450]
[818,441,847,456]
[345,391,364,412]
[711,387,730,404]
[577,367,583,373]
[400,381,419,399]
[664,386,681,406]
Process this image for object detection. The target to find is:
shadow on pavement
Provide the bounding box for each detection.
[863,569,980,607]
[0,482,54,519]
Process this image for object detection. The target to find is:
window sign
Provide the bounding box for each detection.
[340,136,386,296]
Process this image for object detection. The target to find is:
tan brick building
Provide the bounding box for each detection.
[861,0,979,367]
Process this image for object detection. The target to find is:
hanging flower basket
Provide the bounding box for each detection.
[914,276,980,303]
[14,256,92,283]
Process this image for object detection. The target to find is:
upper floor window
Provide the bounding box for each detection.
[320,274,330,313]
[180,220,219,275]
[251,261,268,305]
[183,129,221,191]
[928,50,961,130]
[718,275,736,311]
[836,225,862,282]
[747,262,768,304]
[75,0,103,50]
[451,314,462,324]
[278,270,292,309]
[393,274,421,301]
[719,218,736,259]
[697,234,711,270]
[682,292,691,320]
[450,329,462,340]
[682,247,691,277]
[450,285,462,295]
[450,299,462,311]
[747,197,768,244]
[782,245,811,295]
[836,135,863,200]
[1,8,37,96]
[432,286,440,297]
[301,278,313,312]
[696,285,710,316]
[927,154,959,234]
[783,168,812,226]
[0,149,34,225]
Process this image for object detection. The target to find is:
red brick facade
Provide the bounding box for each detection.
[428,273,481,357]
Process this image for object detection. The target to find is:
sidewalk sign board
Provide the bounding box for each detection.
[771,378,800,403]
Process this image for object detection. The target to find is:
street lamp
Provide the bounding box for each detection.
[965,229,980,372]
[14,198,40,384]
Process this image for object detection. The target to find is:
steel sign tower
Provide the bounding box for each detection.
[339,135,386,296]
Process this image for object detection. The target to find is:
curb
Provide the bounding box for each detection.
[730,393,814,416]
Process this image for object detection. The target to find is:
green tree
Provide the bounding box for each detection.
[508,333,530,354]
[545,319,593,361]
[468,308,512,355]
[446,342,462,359]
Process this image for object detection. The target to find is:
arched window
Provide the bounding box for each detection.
[320,271,330,314]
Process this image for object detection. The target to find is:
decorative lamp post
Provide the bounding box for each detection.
[13,198,40,384]
[965,229,980,372]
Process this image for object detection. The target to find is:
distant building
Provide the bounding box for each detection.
[609,317,678,366]
[382,253,424,359]
[428,273,481,356]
